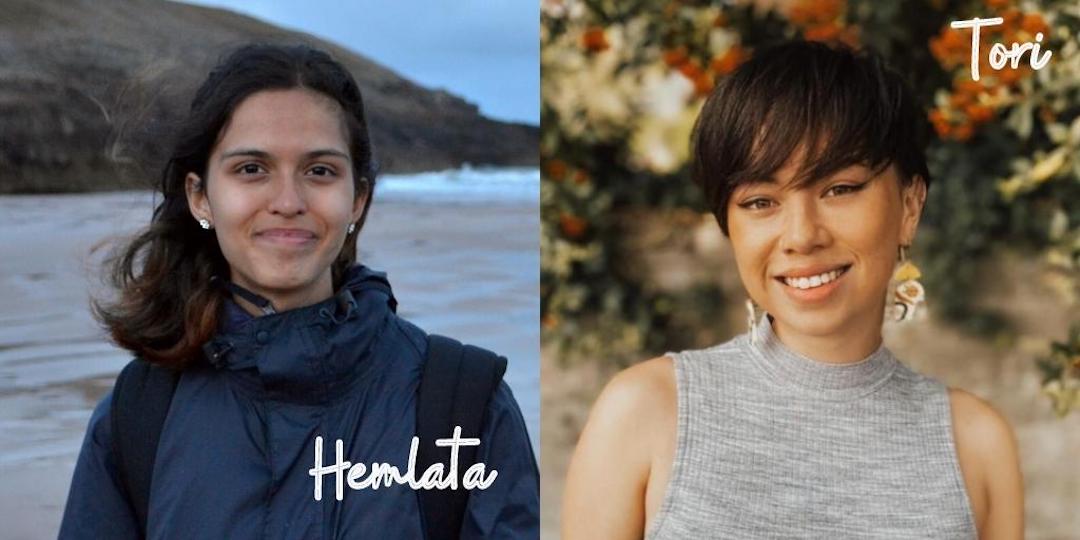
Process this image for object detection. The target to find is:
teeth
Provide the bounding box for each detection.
[783,267,846,290]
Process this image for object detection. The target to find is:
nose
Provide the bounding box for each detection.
[267,174,307,217]
[778,197,829,255]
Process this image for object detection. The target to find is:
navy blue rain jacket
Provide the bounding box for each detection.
[59,265,539,539]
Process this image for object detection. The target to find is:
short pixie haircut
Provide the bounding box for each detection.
[690,40,931,236]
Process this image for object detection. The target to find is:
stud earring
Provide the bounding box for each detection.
[889,245,925,322]
[199,218,211,230]
[746,298,760,345]
[347,223,356,234]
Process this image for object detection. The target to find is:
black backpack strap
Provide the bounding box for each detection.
[415,334,507,540]
[110,358,181,538]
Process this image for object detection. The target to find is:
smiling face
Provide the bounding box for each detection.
[185,88,367,312]
[727,147,926,348]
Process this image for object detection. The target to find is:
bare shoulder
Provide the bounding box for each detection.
[948,388,1021,472]
[948,388,1024,538]
[585,355,676,448]
[603,356,676,410]
[561,356,677,539]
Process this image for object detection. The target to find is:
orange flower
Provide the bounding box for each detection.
[940,27,966,49]
[788,0,843,26]
[964,103,994,123]
[545,159,568,180]
[581,26,609,52]
[1020,13,1049,36]
[997,66,1026,85]
[678,60,703,81]
[984,0,1010,8]
[787,3,814,25]
[929,109,951,138]
[572,170,590,185]
[949,92,971,108]
[838,26,861,47]
[662,46,689,67]
[928,40,947,65]
[559,213,588,239]
[710,45,748,75]
[930,28,969,67]
[953,123,974,141]
[693,72,714,96]
[956,80,984,96]
[804,23,842,42]
[1001,8,1021,28]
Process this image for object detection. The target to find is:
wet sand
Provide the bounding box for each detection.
[0,190,538,539]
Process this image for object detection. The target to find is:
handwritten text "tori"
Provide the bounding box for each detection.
[950,17,1052,81]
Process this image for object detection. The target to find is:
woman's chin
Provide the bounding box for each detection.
[241,266,321,296]
[767,305,853,337]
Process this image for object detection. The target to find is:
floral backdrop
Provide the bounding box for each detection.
[540,0,1080,416]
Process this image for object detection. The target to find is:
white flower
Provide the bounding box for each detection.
[895,279,925,305]
[626,65,699,173]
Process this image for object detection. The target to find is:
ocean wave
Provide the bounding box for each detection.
[375,166,539,204]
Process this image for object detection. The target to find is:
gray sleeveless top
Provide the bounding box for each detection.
[646,313,977,539]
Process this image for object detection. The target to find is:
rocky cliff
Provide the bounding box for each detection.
[0,0,538,193]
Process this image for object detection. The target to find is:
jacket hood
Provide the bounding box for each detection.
[201,264,399,404]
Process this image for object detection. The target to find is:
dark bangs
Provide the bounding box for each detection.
[690,41,930,235]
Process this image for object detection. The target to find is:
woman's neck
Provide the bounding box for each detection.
[229,270,334,317]
[769,313,884,364]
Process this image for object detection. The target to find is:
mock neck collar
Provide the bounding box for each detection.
[745,312,897,401]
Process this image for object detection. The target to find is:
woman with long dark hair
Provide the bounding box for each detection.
[60,43,538,539]
[562,41,1023,539]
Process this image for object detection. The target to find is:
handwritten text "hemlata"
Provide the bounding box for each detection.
[308,426,498,501]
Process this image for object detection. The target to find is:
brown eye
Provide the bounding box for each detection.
[308,165,336,177]
[825,183,865,197]
[738,198,773,210]
[237,163,265,175]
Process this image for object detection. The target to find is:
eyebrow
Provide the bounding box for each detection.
[218,148,351,163]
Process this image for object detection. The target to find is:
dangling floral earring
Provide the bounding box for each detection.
[889,244,925,322]
[746,298,760,345]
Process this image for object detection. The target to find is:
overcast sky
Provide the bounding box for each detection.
[181,0,538,126]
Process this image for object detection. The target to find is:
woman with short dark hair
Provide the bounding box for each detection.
[60,43,539,539]
[562,41,1022,539]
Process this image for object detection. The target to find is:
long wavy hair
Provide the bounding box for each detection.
[93,43,377,370]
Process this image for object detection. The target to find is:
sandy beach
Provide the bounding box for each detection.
[0,180,538,539]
